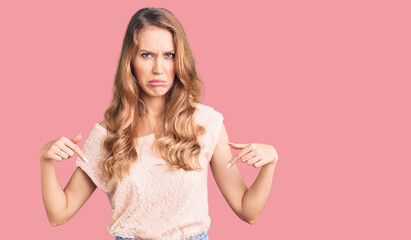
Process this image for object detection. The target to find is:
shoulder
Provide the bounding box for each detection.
[99,119,108,129]
[195,103,224,118]
[89,120,109,136]
[194,103,224,128]
[195,104,225,156]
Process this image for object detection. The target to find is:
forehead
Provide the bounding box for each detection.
[137,26,174,51]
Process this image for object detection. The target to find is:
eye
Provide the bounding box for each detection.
[141,53,152,58]
[165,53,175,58]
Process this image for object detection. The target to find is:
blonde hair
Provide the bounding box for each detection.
[98,8,206,182]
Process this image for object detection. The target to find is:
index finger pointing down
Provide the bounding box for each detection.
[62,138,89,163]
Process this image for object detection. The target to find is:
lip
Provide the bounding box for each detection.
[149,79,165,83]
[149,81,166,86]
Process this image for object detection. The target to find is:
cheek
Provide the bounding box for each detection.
[134,61,149,77]
[167,62,175,74]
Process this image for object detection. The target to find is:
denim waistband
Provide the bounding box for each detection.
[115,231,208,240]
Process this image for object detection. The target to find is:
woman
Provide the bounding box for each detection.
[40,7,278,240]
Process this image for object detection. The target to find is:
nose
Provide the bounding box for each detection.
[152,57,163,75]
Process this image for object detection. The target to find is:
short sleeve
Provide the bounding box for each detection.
[206,107,225,160]
[75,123,112,193]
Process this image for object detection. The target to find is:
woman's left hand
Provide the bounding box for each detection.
[226,142,278,168]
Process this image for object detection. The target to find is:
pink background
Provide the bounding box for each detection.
[1,0,410,239]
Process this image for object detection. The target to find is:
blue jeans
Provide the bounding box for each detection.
[115,232,209,240]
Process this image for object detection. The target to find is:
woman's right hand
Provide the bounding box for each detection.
[40,134,89,163]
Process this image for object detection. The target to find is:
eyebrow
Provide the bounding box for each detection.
[138,49,175,53]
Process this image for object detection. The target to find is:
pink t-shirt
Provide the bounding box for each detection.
[75,103,224,240]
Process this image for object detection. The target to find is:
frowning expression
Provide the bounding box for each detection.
[132,26,176,99]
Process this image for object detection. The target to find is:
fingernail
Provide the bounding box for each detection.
[226,162,232,168]
[83,157,89,163]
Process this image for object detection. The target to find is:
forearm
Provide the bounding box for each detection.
[40,157,68,226]
[241,162,276,224]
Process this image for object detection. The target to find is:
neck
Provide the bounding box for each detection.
[141,94,165,119]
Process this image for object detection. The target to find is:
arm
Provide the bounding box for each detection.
[210,123,250,223]
[210,123,277,224]
[40,143,97,226]
[241,161,276,224]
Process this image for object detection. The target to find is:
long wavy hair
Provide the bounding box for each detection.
[98,8,206,182]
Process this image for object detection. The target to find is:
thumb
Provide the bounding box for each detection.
[71,133,84,144]
[227,142,248,149]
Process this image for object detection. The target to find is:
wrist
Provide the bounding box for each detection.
[40,156,53,165]
[265,160,277,168]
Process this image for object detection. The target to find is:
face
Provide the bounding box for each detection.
[132,26,176,100]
